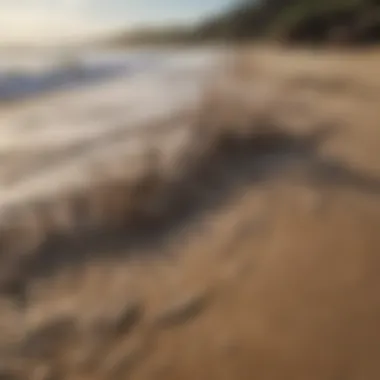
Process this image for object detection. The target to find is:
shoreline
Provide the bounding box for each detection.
[1,46,380,379]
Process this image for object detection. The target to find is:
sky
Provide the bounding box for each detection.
[0,0,234,45]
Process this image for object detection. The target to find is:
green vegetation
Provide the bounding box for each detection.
[218,0,380,44]
[106,0,380,46]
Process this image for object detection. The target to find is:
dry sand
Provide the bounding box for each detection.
[1,46,380,380]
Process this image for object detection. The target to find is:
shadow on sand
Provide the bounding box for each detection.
[3,123,380,301]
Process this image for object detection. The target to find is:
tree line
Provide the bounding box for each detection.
[108,0,380,46]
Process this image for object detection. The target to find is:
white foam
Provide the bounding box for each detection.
[0,48,226,211]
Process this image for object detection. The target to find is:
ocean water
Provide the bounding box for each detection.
[0,47,225,207]
[0,47,225,102]
[0,49,162,101]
